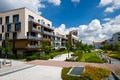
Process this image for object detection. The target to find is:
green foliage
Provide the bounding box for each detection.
[61,66,110,80]
[101,44,115,50]
[41,39,52,54]
[80,52,103,63]
[2,37,12,58]
[71,51,83,61]
[86,56,104,63]
[26,55,38,61]
[26,50,68,61]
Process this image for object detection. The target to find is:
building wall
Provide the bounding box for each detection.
[0,8,26,39]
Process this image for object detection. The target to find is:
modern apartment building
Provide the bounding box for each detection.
[0,7,54,56]
[53,29,67,50]
[67,30,79,49]
[104,32,120,45]
[112,32,120,44]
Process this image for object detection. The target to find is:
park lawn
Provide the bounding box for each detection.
[80,52,104,63]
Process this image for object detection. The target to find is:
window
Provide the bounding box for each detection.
[28,15,34,21]
[0,17,2,24]
[47,24,50,27]
[5,33,9,38]
[15,23,21,31]
[38,19,40,23]
[6,16,9,24]
[2,41,5,47]
[13,32,17,40]
[13,14,19,23]
[0,34,2,41]
[7,24,11,32]
[2,25,4,32]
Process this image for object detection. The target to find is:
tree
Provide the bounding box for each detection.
[41,39,51,54]
[3,37,12,59]
[75,40,82,50]
[66,40,71,58]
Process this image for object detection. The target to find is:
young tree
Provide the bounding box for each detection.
[66,41,71,58]
[41,39,51,54]
[3,37,12,59]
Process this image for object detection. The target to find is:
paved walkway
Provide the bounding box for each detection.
[49,52,73,61]
[0,63,34,76]
[0,65,62,80]
[28,60,120,72]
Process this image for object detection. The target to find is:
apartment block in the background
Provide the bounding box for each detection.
[53,29,67,50]
[67,30,79,49]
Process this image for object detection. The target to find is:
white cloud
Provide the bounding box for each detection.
[99,0,120,13]
[103,18,111,21]
[56,14,120,44]
[0,0,45,14]
[0,0,62,14]
[71,0,80,3]
[47,0,61,6]
[99,0,113,6]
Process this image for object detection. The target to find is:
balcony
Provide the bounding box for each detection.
[27,36,43,40]
[43,31,54,36]
[32,27,41,33]
[62,41,66,43]
[28,18,54,30]
[54,40,61,43]
[29,45,41,48]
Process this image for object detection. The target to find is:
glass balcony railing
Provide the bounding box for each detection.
[29,45,41,48]
[28,18,53,29]
[43,31,54,35]
[32,27,41,32]
[27,36,42,40]
[54,40,61,42]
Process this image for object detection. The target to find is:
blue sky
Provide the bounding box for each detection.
[0,0,120,44]
[40,0,120,27]
[41,0,101,27]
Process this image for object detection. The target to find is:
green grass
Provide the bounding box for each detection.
[80,52,103,63]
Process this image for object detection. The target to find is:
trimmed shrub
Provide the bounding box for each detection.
[26,55,39,61]
[81,65,110,80]
[109,53,120,60]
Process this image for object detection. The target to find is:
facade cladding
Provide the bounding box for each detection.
[0,7,78,56]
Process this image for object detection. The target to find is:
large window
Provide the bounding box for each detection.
[13,14,19,23]
[7,24,11,32]
[6,16,9,24]
[0,17,2,24]
[15,23,21,31]
[2,25,4,32]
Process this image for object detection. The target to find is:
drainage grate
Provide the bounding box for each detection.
[68,66,84,76]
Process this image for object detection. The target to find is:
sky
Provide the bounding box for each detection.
[0,0,120,44]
